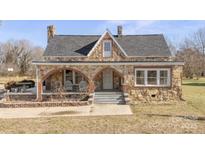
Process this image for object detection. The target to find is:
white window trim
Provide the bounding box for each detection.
[103,40,112,57]
[135,68,171,87]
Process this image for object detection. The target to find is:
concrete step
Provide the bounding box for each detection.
[95,95,123,99]
[95,98,124,102]
[94,91,125,104]
[94,100,125,104]
[95,92,123,95]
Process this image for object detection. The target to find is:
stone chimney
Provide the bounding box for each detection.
[117,25,122,37]
[47,25,56,42]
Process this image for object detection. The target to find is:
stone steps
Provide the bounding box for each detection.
[94,91,125,104]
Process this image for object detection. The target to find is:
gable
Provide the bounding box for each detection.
[88,32,127,61]
[87,30,128,57]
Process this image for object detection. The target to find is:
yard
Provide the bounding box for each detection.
[0,78,205,133]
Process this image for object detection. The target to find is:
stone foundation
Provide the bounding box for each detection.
[129,87,182,103]
[0,101,90,108]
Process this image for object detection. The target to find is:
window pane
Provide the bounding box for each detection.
[104,41,112,57]
[137,71,144,77]
[136,78,144,85]
[136,70,145,85]
[104,51,111,57]
[160,70,168,77]
[104,42,111,51]
[160,78,168,85]
[147,70,157,85]
[160,70,168,85]
[65,70,73,83]
[75,72,83,84]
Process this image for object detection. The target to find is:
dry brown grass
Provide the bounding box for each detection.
[0,78,205,133]
[0,76,34,84]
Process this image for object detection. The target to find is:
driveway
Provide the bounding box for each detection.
[0,104,132,119]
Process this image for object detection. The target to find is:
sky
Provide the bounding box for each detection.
[1,20,205,48]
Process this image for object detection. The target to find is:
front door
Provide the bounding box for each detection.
[103,69,113,90]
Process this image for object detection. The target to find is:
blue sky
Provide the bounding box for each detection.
[1,20,205,48]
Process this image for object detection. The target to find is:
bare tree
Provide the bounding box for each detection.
[164,36,177,56]
[175,48,204,79]
[29,46,44,76]
[0,42,3,63]
[31,46,44,61]
[1,40,36,76]
[192,28,205,76]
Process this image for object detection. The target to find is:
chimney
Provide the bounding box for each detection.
[47,25,56,42]
[117,25,122,37]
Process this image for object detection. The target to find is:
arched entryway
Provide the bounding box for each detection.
[42,68,90,93]
[93,67,124,91]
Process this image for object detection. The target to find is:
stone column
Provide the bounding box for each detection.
[88,80,95,93]
[122,84,129,93]
[36,66,43,101]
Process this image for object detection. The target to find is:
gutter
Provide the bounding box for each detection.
[32,61,184,66]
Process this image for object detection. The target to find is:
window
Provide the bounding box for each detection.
[136,70,145,85]
[147,70,157,85]
[103,40,112,57]
[160,70,168,85]
[65,70,73,83]
[135,68,170,86]
[64,70,84,84]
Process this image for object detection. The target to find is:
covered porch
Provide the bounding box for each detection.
[34,62,127,102]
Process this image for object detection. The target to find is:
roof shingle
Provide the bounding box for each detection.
[43,34,171,57]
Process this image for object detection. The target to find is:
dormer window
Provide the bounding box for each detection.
[103,40,112,57]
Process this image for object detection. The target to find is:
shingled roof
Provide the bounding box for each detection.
[44,34,171,57]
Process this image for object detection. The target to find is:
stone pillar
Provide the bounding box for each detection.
[36,66,43,101]
[88,80,95,93]
[122,84,129,93]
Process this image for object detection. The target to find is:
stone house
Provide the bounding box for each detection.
[32,25,184,103]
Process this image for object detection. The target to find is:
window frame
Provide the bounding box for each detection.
[103,40,112,57]
[64,70,84,85]
[135,68,171,87]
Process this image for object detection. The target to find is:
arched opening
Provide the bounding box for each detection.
[93,67,124,91]
[42,68,89,93]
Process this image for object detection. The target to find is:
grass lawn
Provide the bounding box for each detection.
[0,78,205,133]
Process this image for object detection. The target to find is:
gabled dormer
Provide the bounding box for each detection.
[87,27,128,61]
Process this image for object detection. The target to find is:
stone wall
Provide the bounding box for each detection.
[126,65,183,103]
[38,64,183,103]
[88,33,126,61]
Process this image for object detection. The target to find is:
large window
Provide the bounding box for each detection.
[135,68,170,86]
[103,40,112,57]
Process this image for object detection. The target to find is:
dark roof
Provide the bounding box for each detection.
[43,34,171,57]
